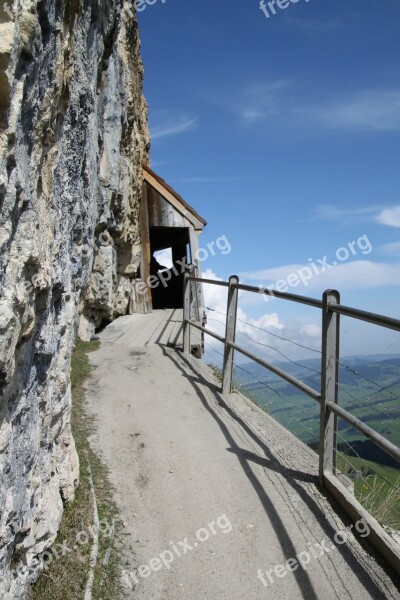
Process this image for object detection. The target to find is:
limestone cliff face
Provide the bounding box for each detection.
[0,0,149,596]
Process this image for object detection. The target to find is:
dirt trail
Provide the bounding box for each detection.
[84,315,400,599]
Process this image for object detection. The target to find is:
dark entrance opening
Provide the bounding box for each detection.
[150,227,190,309]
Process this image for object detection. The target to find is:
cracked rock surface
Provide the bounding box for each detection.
[0,0,149,596]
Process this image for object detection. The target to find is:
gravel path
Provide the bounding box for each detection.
[84,316,400,599]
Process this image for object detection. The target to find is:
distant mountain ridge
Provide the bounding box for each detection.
[234,354,400,468]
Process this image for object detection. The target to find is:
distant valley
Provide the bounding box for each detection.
[234,354,400,467]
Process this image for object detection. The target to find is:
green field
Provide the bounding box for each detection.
[336,453,400,531]
[234,356,400,532]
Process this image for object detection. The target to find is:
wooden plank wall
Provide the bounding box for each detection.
[148,184,189,228]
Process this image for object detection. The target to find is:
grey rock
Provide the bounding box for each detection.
[0,0,149,596]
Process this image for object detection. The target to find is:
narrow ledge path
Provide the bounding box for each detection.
[84,311,400,600]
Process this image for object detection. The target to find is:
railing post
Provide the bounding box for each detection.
[183,272,191,354]
[222,275,239,393]
[319,289,340,487]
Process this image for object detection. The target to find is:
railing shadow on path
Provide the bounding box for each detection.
[161,345,400,598]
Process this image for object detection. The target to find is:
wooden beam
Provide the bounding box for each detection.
[324,471,400,575]
[143,169,205,231]
[133,181,152,313]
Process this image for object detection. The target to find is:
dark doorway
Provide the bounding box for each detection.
[150,227,190,309]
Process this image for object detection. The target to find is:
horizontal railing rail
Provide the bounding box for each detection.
[228,342,322,402]
[326,401,400,464]
[329,302,400,331]
[233,281,324,309]
[182,273,400,572]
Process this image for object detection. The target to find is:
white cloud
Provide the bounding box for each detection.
[241,109,267,122]
[376,206,400,228]
[299,323,321,338]
[298,89,400,132]
[240,81,291,121]
[201,269,399,365]
[211,80,291,124]
[379,242,400,256]
[241,260,400,293]
[217,81,400,134]
[314,205,378,222]
[312,204,400,229]
[202,269,321,364]
[150,110,199,140]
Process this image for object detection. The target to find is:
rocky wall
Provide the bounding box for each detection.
[0,0,149,596]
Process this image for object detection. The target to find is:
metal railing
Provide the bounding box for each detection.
[182,273,400,571]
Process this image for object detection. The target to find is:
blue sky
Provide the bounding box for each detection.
[138,0,400,358]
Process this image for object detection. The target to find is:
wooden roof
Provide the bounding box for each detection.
[143,164,207,230]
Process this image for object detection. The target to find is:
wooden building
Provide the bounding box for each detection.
[130,165,207,316]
